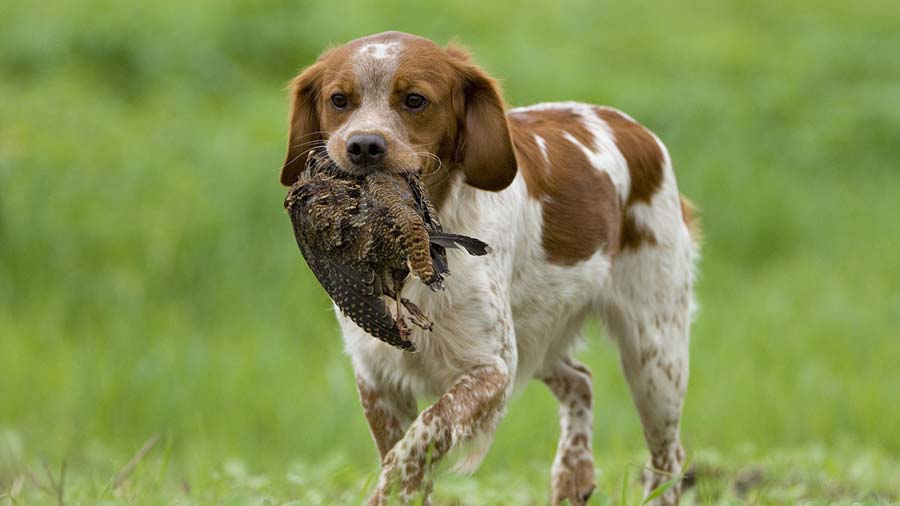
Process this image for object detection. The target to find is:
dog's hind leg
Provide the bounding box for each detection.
[356,375,418,461]
[540,356,596,506]
[600,236,695,506]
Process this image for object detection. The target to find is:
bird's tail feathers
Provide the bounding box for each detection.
[429,233,491,256]
[430,244,450,275]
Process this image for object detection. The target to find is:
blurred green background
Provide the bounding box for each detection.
[2,0,899,504]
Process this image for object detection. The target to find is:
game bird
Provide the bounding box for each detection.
[284,149,490,352]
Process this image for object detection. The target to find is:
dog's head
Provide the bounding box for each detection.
[280,31,517,192]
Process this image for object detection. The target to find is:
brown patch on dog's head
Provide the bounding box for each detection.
[443,45,517,192]
[281,57,328,186]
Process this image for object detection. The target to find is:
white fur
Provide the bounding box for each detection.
[358,42,401,60]
[534,134,550,165]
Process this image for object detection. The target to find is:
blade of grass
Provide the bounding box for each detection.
[156,432,173,485]
[640,453,692,506]
[57,460,65,506]
[113,435,160,489]
[357,468,378,505]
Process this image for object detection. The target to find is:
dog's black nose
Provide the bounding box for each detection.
[347,134,387,166]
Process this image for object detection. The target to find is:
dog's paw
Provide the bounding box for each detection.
[551,448,596,506]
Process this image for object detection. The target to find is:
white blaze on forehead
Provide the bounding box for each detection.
[359,41,401,60]
[337,39,408,153]
[351,40,404,101]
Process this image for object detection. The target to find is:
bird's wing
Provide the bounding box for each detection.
[286,181,413,351]
[303,253,412,351]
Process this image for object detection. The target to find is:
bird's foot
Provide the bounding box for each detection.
[400,298,433,331]
[397,316,412,340]
[424,275,445,292]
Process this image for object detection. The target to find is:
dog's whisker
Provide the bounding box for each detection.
[290,130,330,140]
[415,152,447,178]
[284,144,332,170]
[291,139,328,150]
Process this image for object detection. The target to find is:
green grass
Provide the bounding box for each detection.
[2,0,899,504]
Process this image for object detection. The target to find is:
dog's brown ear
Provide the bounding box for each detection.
[448,46,517,192]
[280,62,325,186]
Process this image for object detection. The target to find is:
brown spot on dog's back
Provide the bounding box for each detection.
[509,109,621,265]
[518,108,595,148]
[595,107,664,206]
[621,214,658,251]
[595,107,666,250]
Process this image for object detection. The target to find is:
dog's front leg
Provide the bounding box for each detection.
[368,361,510,506]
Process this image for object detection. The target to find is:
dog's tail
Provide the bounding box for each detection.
[448,430,494,476]
[680,195,702,247]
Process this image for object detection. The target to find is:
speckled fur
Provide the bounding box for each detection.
[542,357,597,506]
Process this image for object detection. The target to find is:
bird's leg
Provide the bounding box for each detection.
[396,314,411,340]
[390,276,411,339]
[389,273,432,332]
[400,298,433,331]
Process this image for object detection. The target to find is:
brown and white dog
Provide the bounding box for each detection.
[280,31,698,506]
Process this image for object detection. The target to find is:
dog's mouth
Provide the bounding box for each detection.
[334,159,421,178]
[323,138,425,177]
[314,153,422,181]
[336,160,384,176]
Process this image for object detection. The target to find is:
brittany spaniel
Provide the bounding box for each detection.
[280,31,698,506]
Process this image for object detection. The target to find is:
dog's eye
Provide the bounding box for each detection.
[404,94,427,110]
[331,93,348,109]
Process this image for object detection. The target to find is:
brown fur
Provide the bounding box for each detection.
[595,107,665,206]
[449,49,518,191]
[356,377,414,459]
[679,195,701,246]
[509,109,622,265]
[281,59,328,186]
[621,214,659,251]
[593,107,668,250]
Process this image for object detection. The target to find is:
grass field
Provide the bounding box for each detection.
[2,0,899,504]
